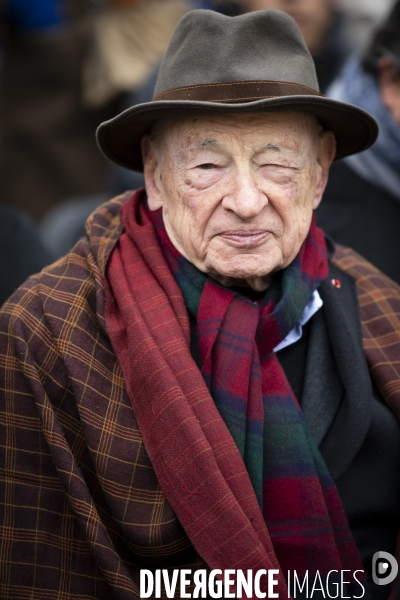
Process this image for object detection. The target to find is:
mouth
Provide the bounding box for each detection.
[219,230,270,248]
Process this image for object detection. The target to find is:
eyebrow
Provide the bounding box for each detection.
[257,143,282,153]
[186,139,295,156]
[188,138,221,151]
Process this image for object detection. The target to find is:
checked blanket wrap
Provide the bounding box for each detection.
[105,191,365,597]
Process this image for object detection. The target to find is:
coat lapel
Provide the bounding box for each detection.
[302,264,373,480]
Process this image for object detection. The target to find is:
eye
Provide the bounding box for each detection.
[198,163,216,170]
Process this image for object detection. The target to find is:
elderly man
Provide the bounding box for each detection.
[1,8,399,600]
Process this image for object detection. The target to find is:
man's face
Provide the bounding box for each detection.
[379,57,400,125]
[238,0,334,54]
[142,112,335,290]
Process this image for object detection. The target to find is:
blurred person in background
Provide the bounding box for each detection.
[0,0,113,222]
[0,0,193,223]
[338,0,395,53]
[81,0,192,110]
[316,0,400,284]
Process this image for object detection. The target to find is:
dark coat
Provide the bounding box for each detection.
[316,160,400,285]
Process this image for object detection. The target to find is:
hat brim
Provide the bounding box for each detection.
[96,96,379,171]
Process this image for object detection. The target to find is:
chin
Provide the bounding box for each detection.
[210,262,277,282]
[215,251,281,276]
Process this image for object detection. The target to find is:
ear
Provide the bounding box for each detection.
[141,135,164,210]
[378,56,400,125]
[313,130,336,210]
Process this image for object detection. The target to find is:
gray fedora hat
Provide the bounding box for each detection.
[96,9,378,171]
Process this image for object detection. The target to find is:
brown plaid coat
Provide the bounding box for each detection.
[1,195,400,599]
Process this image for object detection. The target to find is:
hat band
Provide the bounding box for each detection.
[152,80,324,103]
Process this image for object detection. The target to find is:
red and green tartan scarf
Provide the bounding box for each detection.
[105,191,366,597]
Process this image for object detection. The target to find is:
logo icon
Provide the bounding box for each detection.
[372,551,398,586]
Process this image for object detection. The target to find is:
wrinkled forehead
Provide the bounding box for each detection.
[150,111,321,157]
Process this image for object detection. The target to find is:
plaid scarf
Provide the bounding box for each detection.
[105,191,366,597]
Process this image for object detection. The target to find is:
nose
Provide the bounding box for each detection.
[221,166,267,220]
